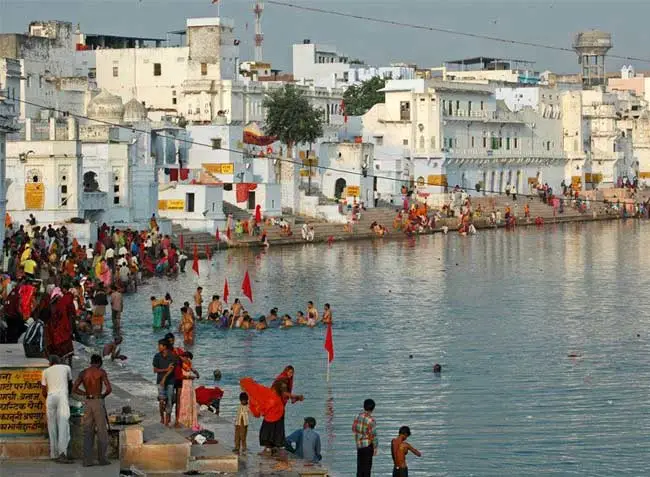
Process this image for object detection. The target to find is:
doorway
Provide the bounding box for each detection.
[186,193,195,213]
[247,191,256,210]
[334,178,347,199]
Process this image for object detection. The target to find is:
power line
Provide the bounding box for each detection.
[267,0,650,65]
[6,96,643,208]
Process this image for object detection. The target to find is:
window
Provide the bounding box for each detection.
[153,63,162,76]
[480,101,484,111]
[546,141,551,151]
[186,193,195,213]
[224,183,233,191]
[61,185,67,193]
[374,136,383,146]
[113,66,118,77]
[468,101,472,115]
[514,138,518,149]
[506,137,511,150]
[471,136,475,147]
[402,139,409,146]
[211,138,222,150]
[430,136,436,149]
[482,137,487,148]
[201,63,208,75]
[455,100,460,111]
[400,101,411,121]
[172,98,177,105]
[39,76,43,88]
[26,75,31,88]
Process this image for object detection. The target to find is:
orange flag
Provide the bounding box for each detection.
[192,244,199,276]
[223,278,229,304]
[241,270,253,303]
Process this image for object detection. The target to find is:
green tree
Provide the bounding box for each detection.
[342,76,386,116]
[263,84,324,155]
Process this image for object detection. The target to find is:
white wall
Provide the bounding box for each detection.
[158,183,224,232]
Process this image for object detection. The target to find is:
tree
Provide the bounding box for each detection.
[263,84,324,195]
[263,84,324,153]
[342,76,386,116]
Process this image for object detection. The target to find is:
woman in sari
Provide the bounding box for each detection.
[177,352,199,429]
[241,365,304,455]
[151,296,164,329]
[179,306,194,346]
[161,293,173,329]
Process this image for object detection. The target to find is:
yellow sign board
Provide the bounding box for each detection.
[299,168,316,177]
[426,175,448,186]
[345,186,360,197]
[203,163,235,175]
[639,172,650,179]
[24,183,45,210]
[0,368,46,435]
[158,200,167,210]
[166,199,185,211]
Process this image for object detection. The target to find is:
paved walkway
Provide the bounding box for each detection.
[3,461,121,476]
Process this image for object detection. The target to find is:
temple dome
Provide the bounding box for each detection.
[87,89,124,123]
[123,98,147,123]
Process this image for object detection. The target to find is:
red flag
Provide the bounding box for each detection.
[192,244,199,276]
[324,323,334,363]
[340,100,348,124]
[215,227,220,242]
[211,0,219,3]
[223,278,229,304]
[205,244,211,260]
[226,227,232,241]
[179,234,184,250]
[241,270,253,303]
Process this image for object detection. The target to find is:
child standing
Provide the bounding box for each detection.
[234,392,249,454]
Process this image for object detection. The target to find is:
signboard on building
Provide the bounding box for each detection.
[166,200,185,210]
[0,368,46,436]
[203,163,235,175]
[426,175,448,187]
[24,183,45,210]
[345,186,360,197]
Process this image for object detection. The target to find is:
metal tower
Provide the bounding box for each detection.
[254,1,264,62]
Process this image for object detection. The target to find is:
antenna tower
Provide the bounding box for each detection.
[254,1,264,62]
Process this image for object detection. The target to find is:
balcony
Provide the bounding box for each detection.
[442,109,525,123]
[444,148,566,161]
[82,191,107,211]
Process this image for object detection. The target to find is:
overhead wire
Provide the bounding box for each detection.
[5,89,643,208]
[266,0,650,65]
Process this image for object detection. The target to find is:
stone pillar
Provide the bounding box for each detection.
[0,98,17,268]
[280,149,299,214]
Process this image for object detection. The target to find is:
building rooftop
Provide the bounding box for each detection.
[445,57,535,71]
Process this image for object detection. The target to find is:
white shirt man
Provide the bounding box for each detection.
[86,247,94,260]
[41,356,73,462]
[105,248,115,260]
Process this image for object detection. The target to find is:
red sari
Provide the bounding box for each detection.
[46,293,75,358]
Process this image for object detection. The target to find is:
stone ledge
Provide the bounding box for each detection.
[0,437,50,460]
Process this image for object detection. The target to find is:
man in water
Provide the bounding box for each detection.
[110,285,123,338]
[286,417,322,463]
[102,336,127,361]
[194,287,203,320]
[391,426,421,477]
[352,399,377,477]
[208,295,222,321]
[41,355,73,463]
[72,354,112,467]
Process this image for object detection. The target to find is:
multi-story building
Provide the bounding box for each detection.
[362,78,586,202]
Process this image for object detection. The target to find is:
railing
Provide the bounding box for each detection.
[445,148,565,159]
[443,110,525,123]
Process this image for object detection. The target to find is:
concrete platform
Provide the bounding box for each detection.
[0,437,50,460]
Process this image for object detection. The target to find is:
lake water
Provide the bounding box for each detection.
[118,220,650,476]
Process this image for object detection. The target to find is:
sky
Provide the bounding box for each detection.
[2,0,650,75]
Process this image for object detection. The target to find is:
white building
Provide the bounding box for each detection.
[319,141,374,206]
[0,94,18,253]
[3,90,172,232]
[362,78,585,203]
[292,40,416,89]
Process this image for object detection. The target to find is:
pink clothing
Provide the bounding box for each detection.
[177,371,198,429]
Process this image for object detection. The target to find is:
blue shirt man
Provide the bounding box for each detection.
[286,417,322,463]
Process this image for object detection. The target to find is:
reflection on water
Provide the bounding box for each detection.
[118,220,650,476]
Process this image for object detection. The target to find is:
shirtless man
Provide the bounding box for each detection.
[306,301,319,327]
[193,287,203,321]
[102,336,127,361]
[391,426,421,477]
[322,303,333,325]
[72,354,112,467]
[208,295,222,321]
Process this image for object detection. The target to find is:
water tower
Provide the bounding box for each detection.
[573,30,613,89]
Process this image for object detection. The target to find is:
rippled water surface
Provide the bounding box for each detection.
[118,220,650,476]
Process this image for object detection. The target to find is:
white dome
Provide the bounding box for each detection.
[87,89,124,123]
[123,98,147,123]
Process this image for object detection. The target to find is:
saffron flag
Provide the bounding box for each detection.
[324,323,334,363]
[223,278,229,304]
[192,244,199,276]
[241,270,253,303]
[179,234,184,250]
[340,100,348,124]
[226,227,232,241]
[205,244,211,260]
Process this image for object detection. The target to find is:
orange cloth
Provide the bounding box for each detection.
[239,377,284,423]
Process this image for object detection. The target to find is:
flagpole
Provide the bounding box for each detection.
[326,359,330,382]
